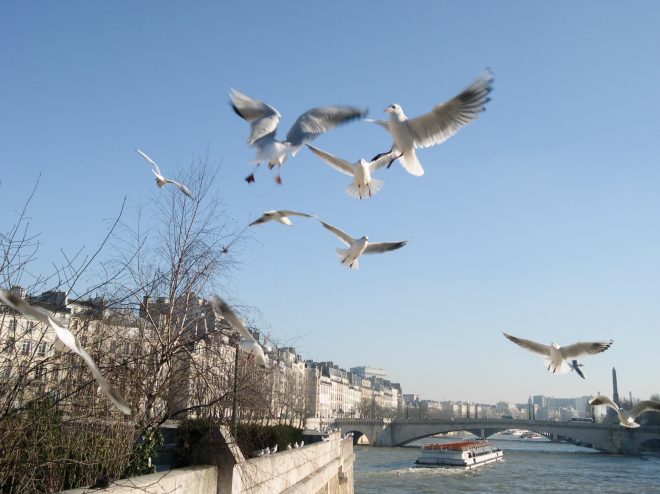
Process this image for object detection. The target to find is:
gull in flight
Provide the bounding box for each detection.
[229,88,367,184]
[211,296,269,368]
[589,396,660,428]
[568,360,586,379]
[0,289,131,414]
[502,332,613,374]
[306,144,401,199]
[135,149,194,198]
[249,210,314,227]
[370,69,494,176]
[319,220,407,270]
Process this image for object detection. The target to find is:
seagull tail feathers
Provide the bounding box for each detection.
[544,356,570,374]
[336,248,359,269]
[400,150,424,177]
[345,179,384,199]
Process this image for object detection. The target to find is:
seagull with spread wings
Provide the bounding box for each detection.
[319,220,407,270]
[0,289,131,414]
[502,332,613,374]
[370,69,493,177]
[249,210,314,227]
[306,144,400,199]
[211,296,268,368]
[589,396,660,428]
[229,88,367,184]
[135,149,193,198]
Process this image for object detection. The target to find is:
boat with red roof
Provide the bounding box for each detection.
[415,440,503,469]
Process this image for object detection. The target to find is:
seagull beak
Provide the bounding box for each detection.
[383,107,390,113]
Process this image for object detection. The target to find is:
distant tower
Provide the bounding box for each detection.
[607,367,620,423]
[612,367,620,406]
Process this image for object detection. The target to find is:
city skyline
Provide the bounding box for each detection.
[2,1,660,403]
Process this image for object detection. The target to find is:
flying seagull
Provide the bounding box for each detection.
[319,220,407,270]
[135,149,194,198]
[0,288,131,414]
[211,296,268,368]
[589,396,660,428]
[229,88,367,184]
[249,210,314,227]
[568,360,586,379]
[306,144,401,199]
[369,69,493,176]
[502,332,613,374]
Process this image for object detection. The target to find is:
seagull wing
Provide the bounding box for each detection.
[229,88,281,146]
[406,69,494,149]
[136,148,162,176]
[369,150,401,172]
[277,210,314,219]
[502,332,551,356]
[48,316,131,414]
[249,213,274,226]
[211,296,254,342]
[286,106,367,154]
[589,395,618,411]
[0,289,130,414]
[306,144,355,177]
[560,340,613,359]
[320,220,354,247]
[176,183,194,198]
[162,179,194,198]
[365,118,390,130]
[0,289,51,325]
[571,362,586,379]
[364,241,408,254]
[629,400,660,420]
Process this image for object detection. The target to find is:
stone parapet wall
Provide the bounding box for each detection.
[59,432,354,494]
[60,465,219,494]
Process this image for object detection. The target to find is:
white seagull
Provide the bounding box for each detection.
[0,289,131,415]
[249,210,314,227]
[589,396,660,428]
[319,220,407,270]
[502,332,613,374]
[370,69,494,176]
[229,88,367,184]
[135,149,194,198]
[211,296,269,368]
[306,144,401,199]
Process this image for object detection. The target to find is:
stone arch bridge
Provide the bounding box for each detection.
[333,418,660,455]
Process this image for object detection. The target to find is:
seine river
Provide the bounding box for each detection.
[354,436,660,493]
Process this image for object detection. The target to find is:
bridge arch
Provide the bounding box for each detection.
[333,418,660,454]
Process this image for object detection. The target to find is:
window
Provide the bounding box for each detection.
[8,319,16,332]
[21,340,31,355]
[27,321,38,333]
[36,342,47,356]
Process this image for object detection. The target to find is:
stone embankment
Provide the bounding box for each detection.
[60,431,353,494]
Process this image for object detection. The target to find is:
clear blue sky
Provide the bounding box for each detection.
[2,1,659,404]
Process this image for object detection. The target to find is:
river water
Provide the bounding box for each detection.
[354,435,660,493]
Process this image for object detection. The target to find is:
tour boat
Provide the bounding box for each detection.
[415,440,503,469]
